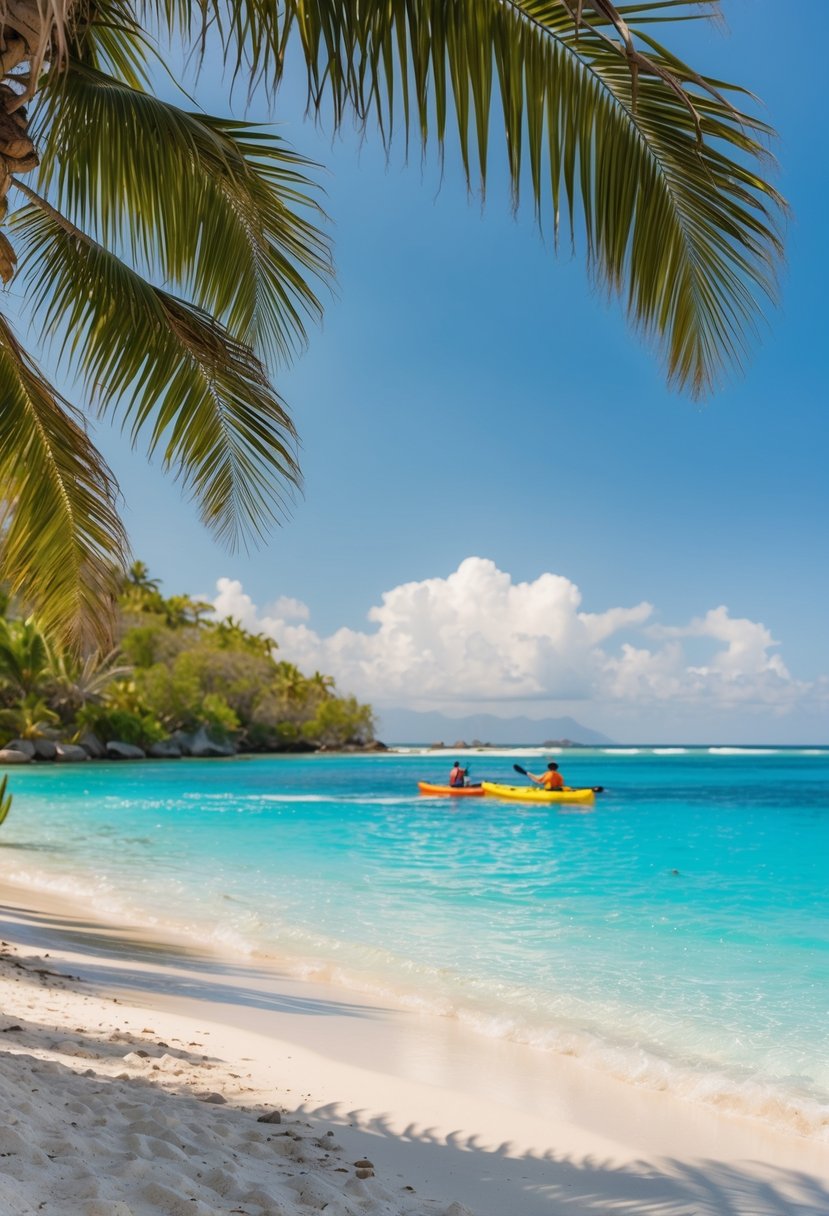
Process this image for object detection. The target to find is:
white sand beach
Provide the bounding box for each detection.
[1,877,827,1216]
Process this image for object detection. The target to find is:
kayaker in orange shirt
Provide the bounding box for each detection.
[527,762,565,791]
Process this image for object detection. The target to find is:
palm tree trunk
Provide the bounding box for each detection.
[0,0,47,280]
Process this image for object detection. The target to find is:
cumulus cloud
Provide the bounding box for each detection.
[649,606,790,680]
[272,596,310,622]
[211,558,823,716]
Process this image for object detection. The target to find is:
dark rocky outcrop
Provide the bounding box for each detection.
[0,748,30,764]
[148,740,182,759]
[106,741,146,760]
[173,727,235,758]
[4,739,35,758]
[78,732,106,759]
[4,732,386,765]
[55,743,88,762]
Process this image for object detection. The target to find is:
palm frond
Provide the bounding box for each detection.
[11,191,301,549]
[171,0,782,396]
[68,0,155,89]
[0,617,52,695]
[32,62,331,365]
[0,775,12,827]
[0,316,127,650]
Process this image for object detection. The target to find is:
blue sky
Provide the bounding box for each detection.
[50,3,829,741]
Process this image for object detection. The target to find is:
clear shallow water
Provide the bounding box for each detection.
[3,748,828,1137]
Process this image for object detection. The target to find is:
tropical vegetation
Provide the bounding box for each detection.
[0,564,375,754]
[0,1,783,648]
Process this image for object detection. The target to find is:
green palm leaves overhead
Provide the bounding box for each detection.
[0,321,127,648]
[0,0,783,645]
[260,0,783,390]
[1,35,329,645]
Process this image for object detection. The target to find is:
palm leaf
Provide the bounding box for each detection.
[0,775,11,828]
[11,190,300,549]
[0,617,52,696]
[68,0,155,89]
[170,0,782,396]
[32,62,331,365]
[0,316,127,650]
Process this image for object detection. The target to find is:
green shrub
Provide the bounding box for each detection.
[77,705,166,749]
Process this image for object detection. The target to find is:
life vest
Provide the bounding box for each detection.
[449,767,465,787]
[540,770,564,790]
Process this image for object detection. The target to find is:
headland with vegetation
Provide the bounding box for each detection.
[0,562,376,765]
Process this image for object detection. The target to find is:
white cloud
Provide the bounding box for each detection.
[271,596,310,622]
[649,606,789,680]
[211,558,824,718]
[213,578,259,630]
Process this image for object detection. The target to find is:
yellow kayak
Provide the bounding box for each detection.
[481,782,596,805]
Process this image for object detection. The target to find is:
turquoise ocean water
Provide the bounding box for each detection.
[2,748,827,1138]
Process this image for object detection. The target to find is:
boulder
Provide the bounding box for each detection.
[5,739,35,758]
[78,732,106,759]
[186,728,235,758]
[452,740,469,749]
[364,740,388,751]
[106,741,146,760]
[33,739,57,761]
[55,743,89,762]
[0,748,31,764]
[148,740,182,759]
[169,728,235,757]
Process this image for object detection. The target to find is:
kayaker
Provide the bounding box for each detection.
[528,762,565,791]
[449,761,468,788]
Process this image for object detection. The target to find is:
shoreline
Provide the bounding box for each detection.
[5,852,827,1144]
[1,878,827,1215]
[4,742,828,769]
[4,750,828,1149]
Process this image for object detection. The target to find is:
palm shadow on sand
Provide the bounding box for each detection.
[2,901,826,1216]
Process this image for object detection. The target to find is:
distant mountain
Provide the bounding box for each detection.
[376,708,612,747]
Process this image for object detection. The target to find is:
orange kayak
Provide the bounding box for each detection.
[418,781,485,797]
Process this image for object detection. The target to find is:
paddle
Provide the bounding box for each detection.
[512,763,604,794]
